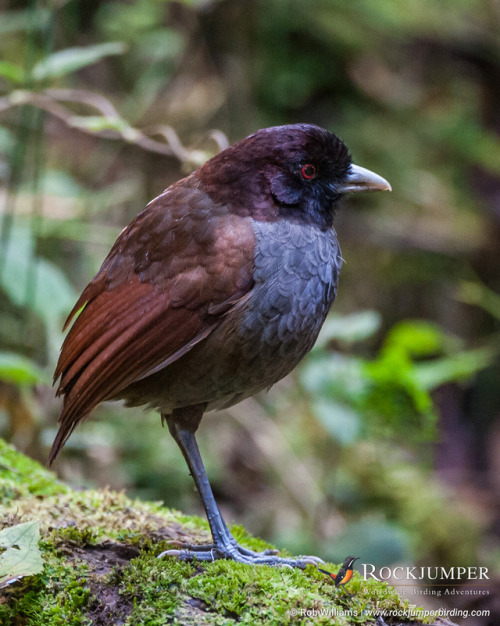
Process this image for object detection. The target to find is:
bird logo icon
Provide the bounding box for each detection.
[318,556,359,593]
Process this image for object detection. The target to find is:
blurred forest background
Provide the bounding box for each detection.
[0,0,499,615]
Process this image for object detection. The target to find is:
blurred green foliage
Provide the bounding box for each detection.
[0,0,499,588]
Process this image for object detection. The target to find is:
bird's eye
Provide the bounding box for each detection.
[300,164,317,180]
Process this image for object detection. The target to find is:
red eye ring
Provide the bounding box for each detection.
[301,164,317,180]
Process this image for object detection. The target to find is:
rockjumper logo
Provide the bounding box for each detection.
[318,556,359,593]
[363,564,489,582]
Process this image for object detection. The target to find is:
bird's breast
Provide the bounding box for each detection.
[196,218,342,410]
[121,219,342,414]
[231,218,341,366]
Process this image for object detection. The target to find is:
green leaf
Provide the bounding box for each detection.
[314,310,381,348]
[0,352,46,385]
[32,42,127,81]
[0,228,76,325]
[384,320,447,357]
[415,346,496,389]
[459,280,500,322]
[0,8,51,35]
[362,345,436,438]
[312,397,361,445]
[0,61,24,84]
[40,169,87,198]
[300,353,366,402]
[0,521,43,589]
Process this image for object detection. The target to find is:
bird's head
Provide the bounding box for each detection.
[198,123,391,229]
[343,555,360,569]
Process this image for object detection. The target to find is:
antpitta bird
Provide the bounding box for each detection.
[50,124,390,567]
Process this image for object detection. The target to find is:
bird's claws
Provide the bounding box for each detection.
[302,556,325,566]
[159,543,323,569]
[157,548,182,559]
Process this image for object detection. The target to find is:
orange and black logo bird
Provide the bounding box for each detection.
[318,556,359,592]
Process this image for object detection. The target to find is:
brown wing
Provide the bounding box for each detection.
[50,182,255,463]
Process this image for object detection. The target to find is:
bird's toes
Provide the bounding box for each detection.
[158,542,323,570]
[301,555,325,565]
[158,547,218,562]
[157,548,183,559]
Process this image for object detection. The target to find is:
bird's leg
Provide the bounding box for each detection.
[162,405,231,551]
[158,405,323,568]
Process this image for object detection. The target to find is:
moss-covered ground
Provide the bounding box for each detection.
[0,440,441,625]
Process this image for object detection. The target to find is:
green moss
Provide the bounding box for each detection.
[185,561,322,624]
[0,441,430,625]
[0,555,92,626]
[120,556,195,624]
[0,440,68,503]
[52,525,100,546]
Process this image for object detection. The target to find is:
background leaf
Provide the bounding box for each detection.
[32,42,126,81]
[0,352,46,385]
[0,61,24,84]
[314,311,382,348]
[0,228,76,326]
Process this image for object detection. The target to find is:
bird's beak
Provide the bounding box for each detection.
[340,164,391,193]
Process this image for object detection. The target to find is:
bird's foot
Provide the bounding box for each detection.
[158,539,323,569]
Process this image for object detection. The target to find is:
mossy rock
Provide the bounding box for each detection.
[0,440,455,625]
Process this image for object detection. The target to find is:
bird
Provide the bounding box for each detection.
[318,556,359,592]
[49,123,390,568]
